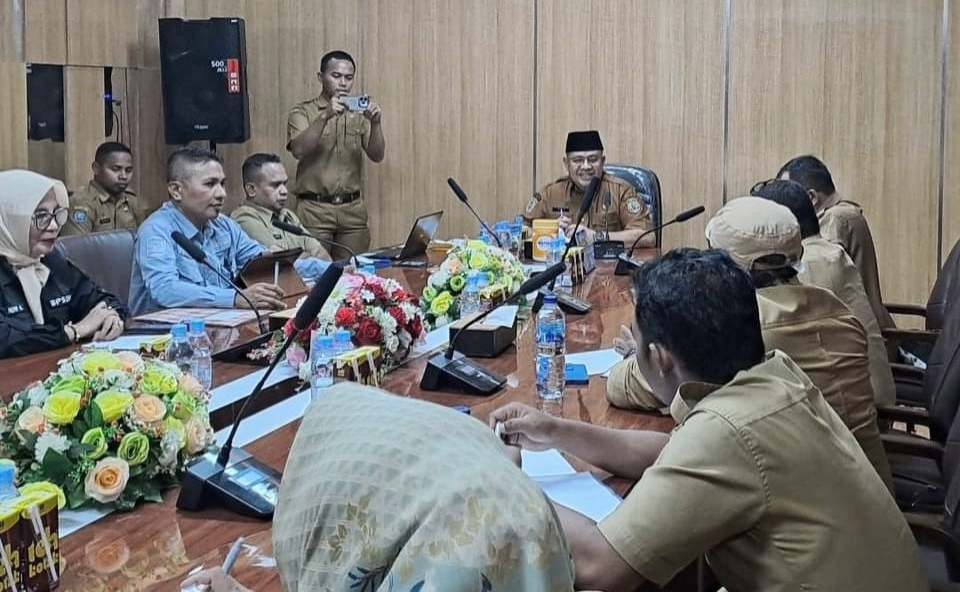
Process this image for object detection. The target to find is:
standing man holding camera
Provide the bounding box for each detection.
[286,50,385,259]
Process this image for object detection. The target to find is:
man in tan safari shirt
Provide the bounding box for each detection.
[490,248,925,592]
[287,50,385,259]
[61,141,145,235]
[523,130,653,247]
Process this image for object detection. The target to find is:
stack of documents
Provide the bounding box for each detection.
[521,449,622,522]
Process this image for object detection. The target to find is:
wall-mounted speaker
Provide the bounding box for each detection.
[158,17,250,145]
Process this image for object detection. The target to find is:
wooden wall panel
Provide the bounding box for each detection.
[64,66,109,191]
[727,0,942,306]
[943,1,960,264]
[65,0,138,66]
[24,0,66,63]
[364,0,535,245]
[535,0,726,251]
[0,61,28,169]
[27,141,65,182]
[0,0,23,61]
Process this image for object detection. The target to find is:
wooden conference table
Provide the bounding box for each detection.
[2,254,673,592]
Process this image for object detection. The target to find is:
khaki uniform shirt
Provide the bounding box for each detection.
[61,181,144,235]
[286,96,371,197]
[818,193,895,332]
[606,283,892,490]
[523,174,651,233]
[230,202,330,260]
[801,235,896,406]
[598,351,926,590]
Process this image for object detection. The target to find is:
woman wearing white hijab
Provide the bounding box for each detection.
[0,169,126,358]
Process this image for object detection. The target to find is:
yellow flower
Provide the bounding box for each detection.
[42,391,82,425]
[81,428,108,460]
[84,457,129,504]
[184,416,211,455]
[468,252,489,270]
[81,351,122,374]
[18,482,66,510]
[50,375,85,395]
[170,391,197,421]
[93,390,133,423]
[16,406,45,435]
[130,394,166,425]
[430,291,453,315]
[117,432,150,466]
[139,366,178,396]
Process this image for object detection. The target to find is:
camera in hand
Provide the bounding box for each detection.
[343,95,370,112]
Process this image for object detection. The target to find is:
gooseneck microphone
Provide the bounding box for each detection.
[420,262,567,395]
[614,205,707,275]
[171,231,267,334]
[447,177,502,248]
[271,219,359,268]
[177,264,344,520]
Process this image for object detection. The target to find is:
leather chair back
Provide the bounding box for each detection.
[927,238,960,331]
[604,165,662,246]
[54,229,136,308]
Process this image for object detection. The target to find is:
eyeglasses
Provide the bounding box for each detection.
[568,155,603,167]
[749,179,777,196]
[32,208,68,230]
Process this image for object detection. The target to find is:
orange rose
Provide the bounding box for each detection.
[184,416,212,455]
[177,373,204,398]
[84,457,130,504]
[131,394,166,425]
[16,406,45,436]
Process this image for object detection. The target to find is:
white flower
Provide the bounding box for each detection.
[385,334,400,353]
[298,361,312,382]
[158,431,181,469]
[101,369,135,390]
[25,384,50,407]
[34,431,70,464]
[360,289,375,301]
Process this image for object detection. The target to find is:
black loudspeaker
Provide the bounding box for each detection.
[26,64,65,142]
[158,17,250,144]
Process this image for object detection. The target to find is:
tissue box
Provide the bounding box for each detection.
[479,284,509,310]
[448,315,517,358]
[333,346,383,385]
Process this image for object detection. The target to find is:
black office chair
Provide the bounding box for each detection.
[604,164,662,246]
[54,229,136,309]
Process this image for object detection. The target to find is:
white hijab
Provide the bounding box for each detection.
[0,170,69,324]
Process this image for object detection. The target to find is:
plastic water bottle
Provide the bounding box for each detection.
[187,319,213,389]
[165,323,195,375]
[536,294,566,400]
[510,216,524,259]
[478,227,492,244]
[310,334,335,399]
[361,264,377,276]
[334,329,353,354]
[0,465,19,502]
[553,236,573,293]
[494,220,512,253]
[460,270,482,318]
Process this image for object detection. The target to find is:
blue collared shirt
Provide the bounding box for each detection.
[129,202,266,315]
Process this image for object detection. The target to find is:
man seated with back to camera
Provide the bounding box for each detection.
[608,198,892,490]
[230,153,333,281]
[490,248,925,592]
[752,178,896,407]
[522,130,654,246]
[128,147,285,316]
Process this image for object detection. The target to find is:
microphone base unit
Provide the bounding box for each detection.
[532,289,592,315]
[614,254,645,276]
[176,447,282,520]
[419,350,507,395]
[593,240,625,260]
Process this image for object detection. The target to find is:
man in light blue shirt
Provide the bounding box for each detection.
[129,147,287,316]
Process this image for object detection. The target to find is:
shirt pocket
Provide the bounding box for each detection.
[344,116,365,152]
[177,258,206,284]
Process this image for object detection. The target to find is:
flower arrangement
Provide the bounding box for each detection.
[249,271,426,378]
[0,350,215,511]
[420,240,526,329]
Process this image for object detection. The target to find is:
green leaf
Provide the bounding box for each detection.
[82,402,103,430]
[17,430,37,451]
[40,449,74,483]
[66,487,88,510]
[70,418,89,439]
[141,480,162,503]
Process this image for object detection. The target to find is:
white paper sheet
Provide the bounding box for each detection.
[566,348,622,376]
[534,473,622,522]
[208,365,299,412]
[411,325,449,357]
[521,449,576,478]
[483,305,518,328]
[522,263,547,274]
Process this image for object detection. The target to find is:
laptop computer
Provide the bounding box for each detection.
[370,210,444,261]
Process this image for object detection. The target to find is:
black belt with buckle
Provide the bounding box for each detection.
[298,191,361,205]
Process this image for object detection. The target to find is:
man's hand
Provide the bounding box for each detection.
[363,100,382,123]
[557,212,573,231]
[613,324,637,358]
[323,95,346,120]
[488,403,559,451]
[235,283,286,310]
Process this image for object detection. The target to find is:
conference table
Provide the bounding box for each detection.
[2,253,675,591]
